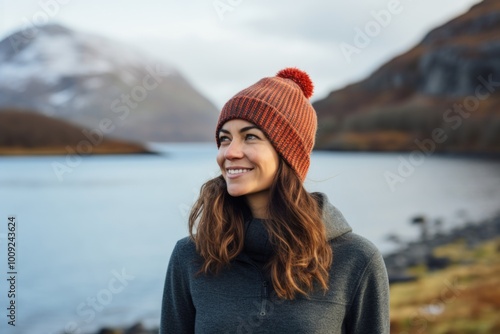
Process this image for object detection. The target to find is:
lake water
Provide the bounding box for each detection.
[1,143,500,334]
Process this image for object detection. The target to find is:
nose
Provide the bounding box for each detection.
[224,139,244,160]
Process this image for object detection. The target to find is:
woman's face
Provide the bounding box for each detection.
[217,119,279,202]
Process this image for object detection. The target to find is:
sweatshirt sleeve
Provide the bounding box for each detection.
[160,240,196,334]
[345,250,390,334]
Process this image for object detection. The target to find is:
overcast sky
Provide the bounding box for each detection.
[0,0,482,108]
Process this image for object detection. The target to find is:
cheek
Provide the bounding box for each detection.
[216,150,225,169]
[264,151,279,176]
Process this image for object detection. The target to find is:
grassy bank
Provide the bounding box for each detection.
[0,144,152,155]
[390,237,500,334]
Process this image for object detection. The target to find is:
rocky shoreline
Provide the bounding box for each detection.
[384,212,500,283]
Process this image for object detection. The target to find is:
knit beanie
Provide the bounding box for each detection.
[215,67,317,181]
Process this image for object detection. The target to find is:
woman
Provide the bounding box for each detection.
[160,68,390,333]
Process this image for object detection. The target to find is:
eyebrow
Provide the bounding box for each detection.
[219,125,260,135]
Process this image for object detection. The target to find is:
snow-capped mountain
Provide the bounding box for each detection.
[0,24,219,142]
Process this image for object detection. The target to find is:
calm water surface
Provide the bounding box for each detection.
[1,143,499,333]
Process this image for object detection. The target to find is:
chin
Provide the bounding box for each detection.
[226,187,248,197]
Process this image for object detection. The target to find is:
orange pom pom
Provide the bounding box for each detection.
[276,67,314,99]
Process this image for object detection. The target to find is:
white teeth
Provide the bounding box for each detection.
[227,169,251,174]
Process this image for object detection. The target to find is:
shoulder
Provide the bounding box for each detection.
[171,236,198,258]
[333,232,380,259]
[330,232,386,277]
[169,236,202,268]
[167,237,203,277]
[304,232,387,305]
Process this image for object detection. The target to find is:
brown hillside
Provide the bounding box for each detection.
[313,0,500,154]
[0,108,150,155]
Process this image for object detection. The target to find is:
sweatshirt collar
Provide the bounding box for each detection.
[243,218,273,264]
[239,192,352,264]
[315,192,352,241]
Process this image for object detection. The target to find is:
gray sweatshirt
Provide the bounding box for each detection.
[160,193,390,333]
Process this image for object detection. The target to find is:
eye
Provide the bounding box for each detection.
[246,133,259,140]
[219,135,230,143]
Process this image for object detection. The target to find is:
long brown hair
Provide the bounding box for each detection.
[189,160,333,299]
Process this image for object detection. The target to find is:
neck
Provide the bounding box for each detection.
[245,191,271,219]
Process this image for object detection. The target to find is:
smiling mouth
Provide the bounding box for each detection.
[226,168,253,175]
